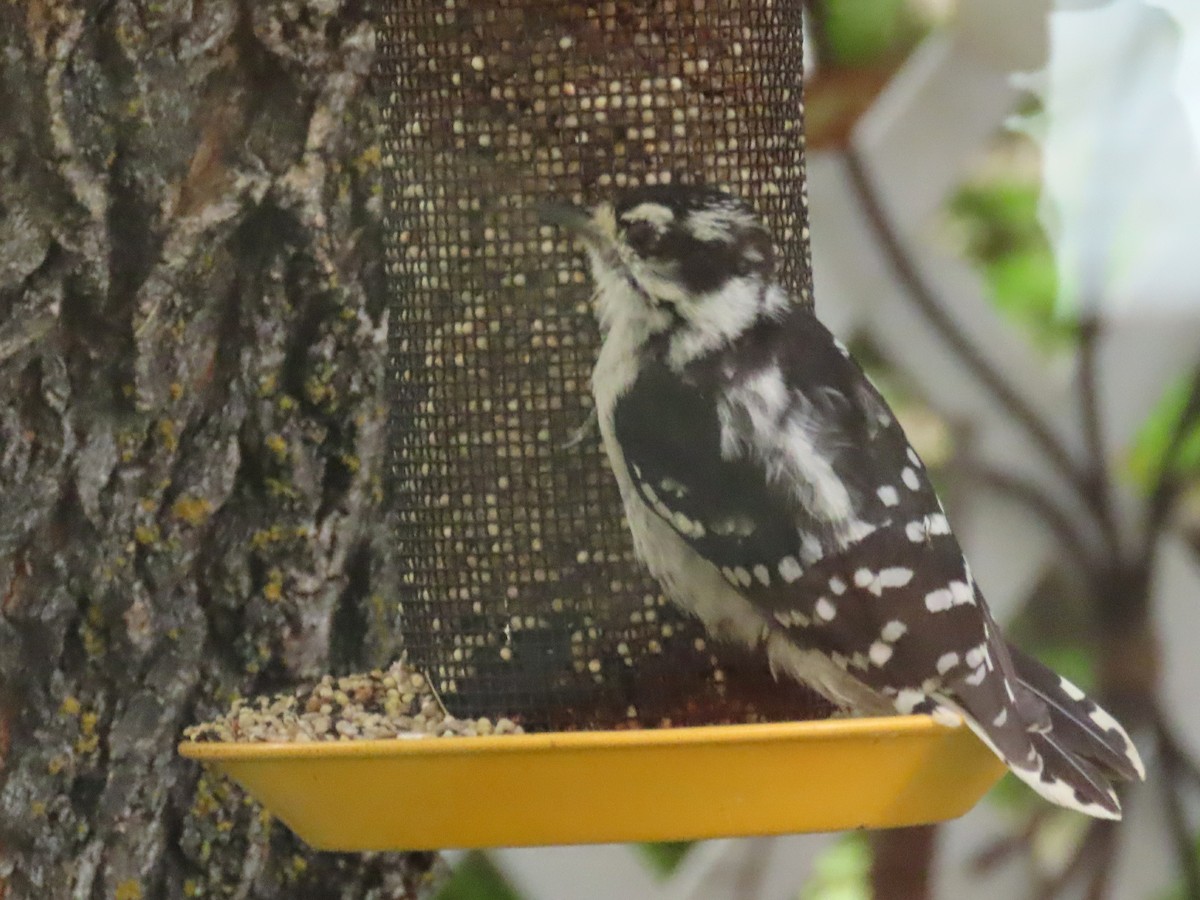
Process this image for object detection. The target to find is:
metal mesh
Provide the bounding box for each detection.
[379,0,830,730]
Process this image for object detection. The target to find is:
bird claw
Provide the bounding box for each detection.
[561,409,598,450]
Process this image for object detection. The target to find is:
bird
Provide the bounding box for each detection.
[541,183,1145,819]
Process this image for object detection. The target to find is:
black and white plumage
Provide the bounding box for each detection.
[545,184,1144,818]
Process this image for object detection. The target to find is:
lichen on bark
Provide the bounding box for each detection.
[0,1,436,897]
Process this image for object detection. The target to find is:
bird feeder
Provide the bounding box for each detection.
[181,0,1006,849]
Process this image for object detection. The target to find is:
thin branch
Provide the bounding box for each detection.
[1076,314,1122,557]
[841,146,1098,522]
[1156,708,1200,791]
[970,808,1053,873]
[1076,315,1107,481]
[1032,819,1111,900]
[958,461,1094,576]
[1148,707,1200,900]
[1081,825,1118,900]
[1143,361,1200,564]
[1161,757,1200,900]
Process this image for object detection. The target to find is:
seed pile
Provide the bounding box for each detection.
[184,661,523,743]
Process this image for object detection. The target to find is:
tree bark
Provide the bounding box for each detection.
[0,1,438,896]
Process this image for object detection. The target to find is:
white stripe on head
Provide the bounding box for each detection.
[621,202,675,227]
[685,205,757,242]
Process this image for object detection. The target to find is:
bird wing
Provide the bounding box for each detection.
[611,311,988,697]
[612,310,1137,818]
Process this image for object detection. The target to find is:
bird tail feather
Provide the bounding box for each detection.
[941,640,1142,820]
[1008,644,1145,782]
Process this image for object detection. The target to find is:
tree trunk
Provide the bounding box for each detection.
[0,2,438,896]
[871,825,937,900]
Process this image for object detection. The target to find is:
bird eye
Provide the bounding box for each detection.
[622,220,659,256]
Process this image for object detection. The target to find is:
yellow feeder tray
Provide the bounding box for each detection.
[179,715,1005,850]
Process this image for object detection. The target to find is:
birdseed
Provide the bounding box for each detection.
[183,661,523,743]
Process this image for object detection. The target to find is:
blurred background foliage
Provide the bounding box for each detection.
[436,854,523,900]
[430,0,1200,896]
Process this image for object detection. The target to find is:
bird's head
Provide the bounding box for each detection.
[543,184,782,339]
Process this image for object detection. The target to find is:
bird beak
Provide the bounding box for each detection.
[537,202,608,248]
[537,199,657,308]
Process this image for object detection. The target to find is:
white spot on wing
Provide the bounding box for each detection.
[993,708,1008,727]
[869,641,893,666]
[902,467,920,491]
[949,581,975,606]
[907,447,922,468]
[878,567,914,589]
[711,514,756,537]
[926,513,950,535]
[778,556,803,583]
[895,689,926,714]
[659,477,688,498]
[828,576,846,595]
[856,566,915,597]
[880,620,907,642]
[753,564,770,586]
[844,521,877,543]
[799,531,823,564]
[672,510,703,538]
[733,566,752,588]
[815,597,836,621]
[925,588,953,613]
[877,485,899,507]
[965,644,987,669]
[936,652,959,675]
[1059,677,1087,701]
[965,665,988,686]
[773,609,810,628]
[905,520,925,542]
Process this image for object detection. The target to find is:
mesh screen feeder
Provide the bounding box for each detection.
[180,0,1005,849]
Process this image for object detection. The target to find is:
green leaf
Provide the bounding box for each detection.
[637,841,694,877]
[801,833,871,900]
[435,852,523,900]
[1127,376,1200,492]
[1156,830,1200,899]
[986,770,1038,813]
[949,180,1073,348]
[987,251,1061,334]
[823,0,911,65]
[1030,644,1096,696]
